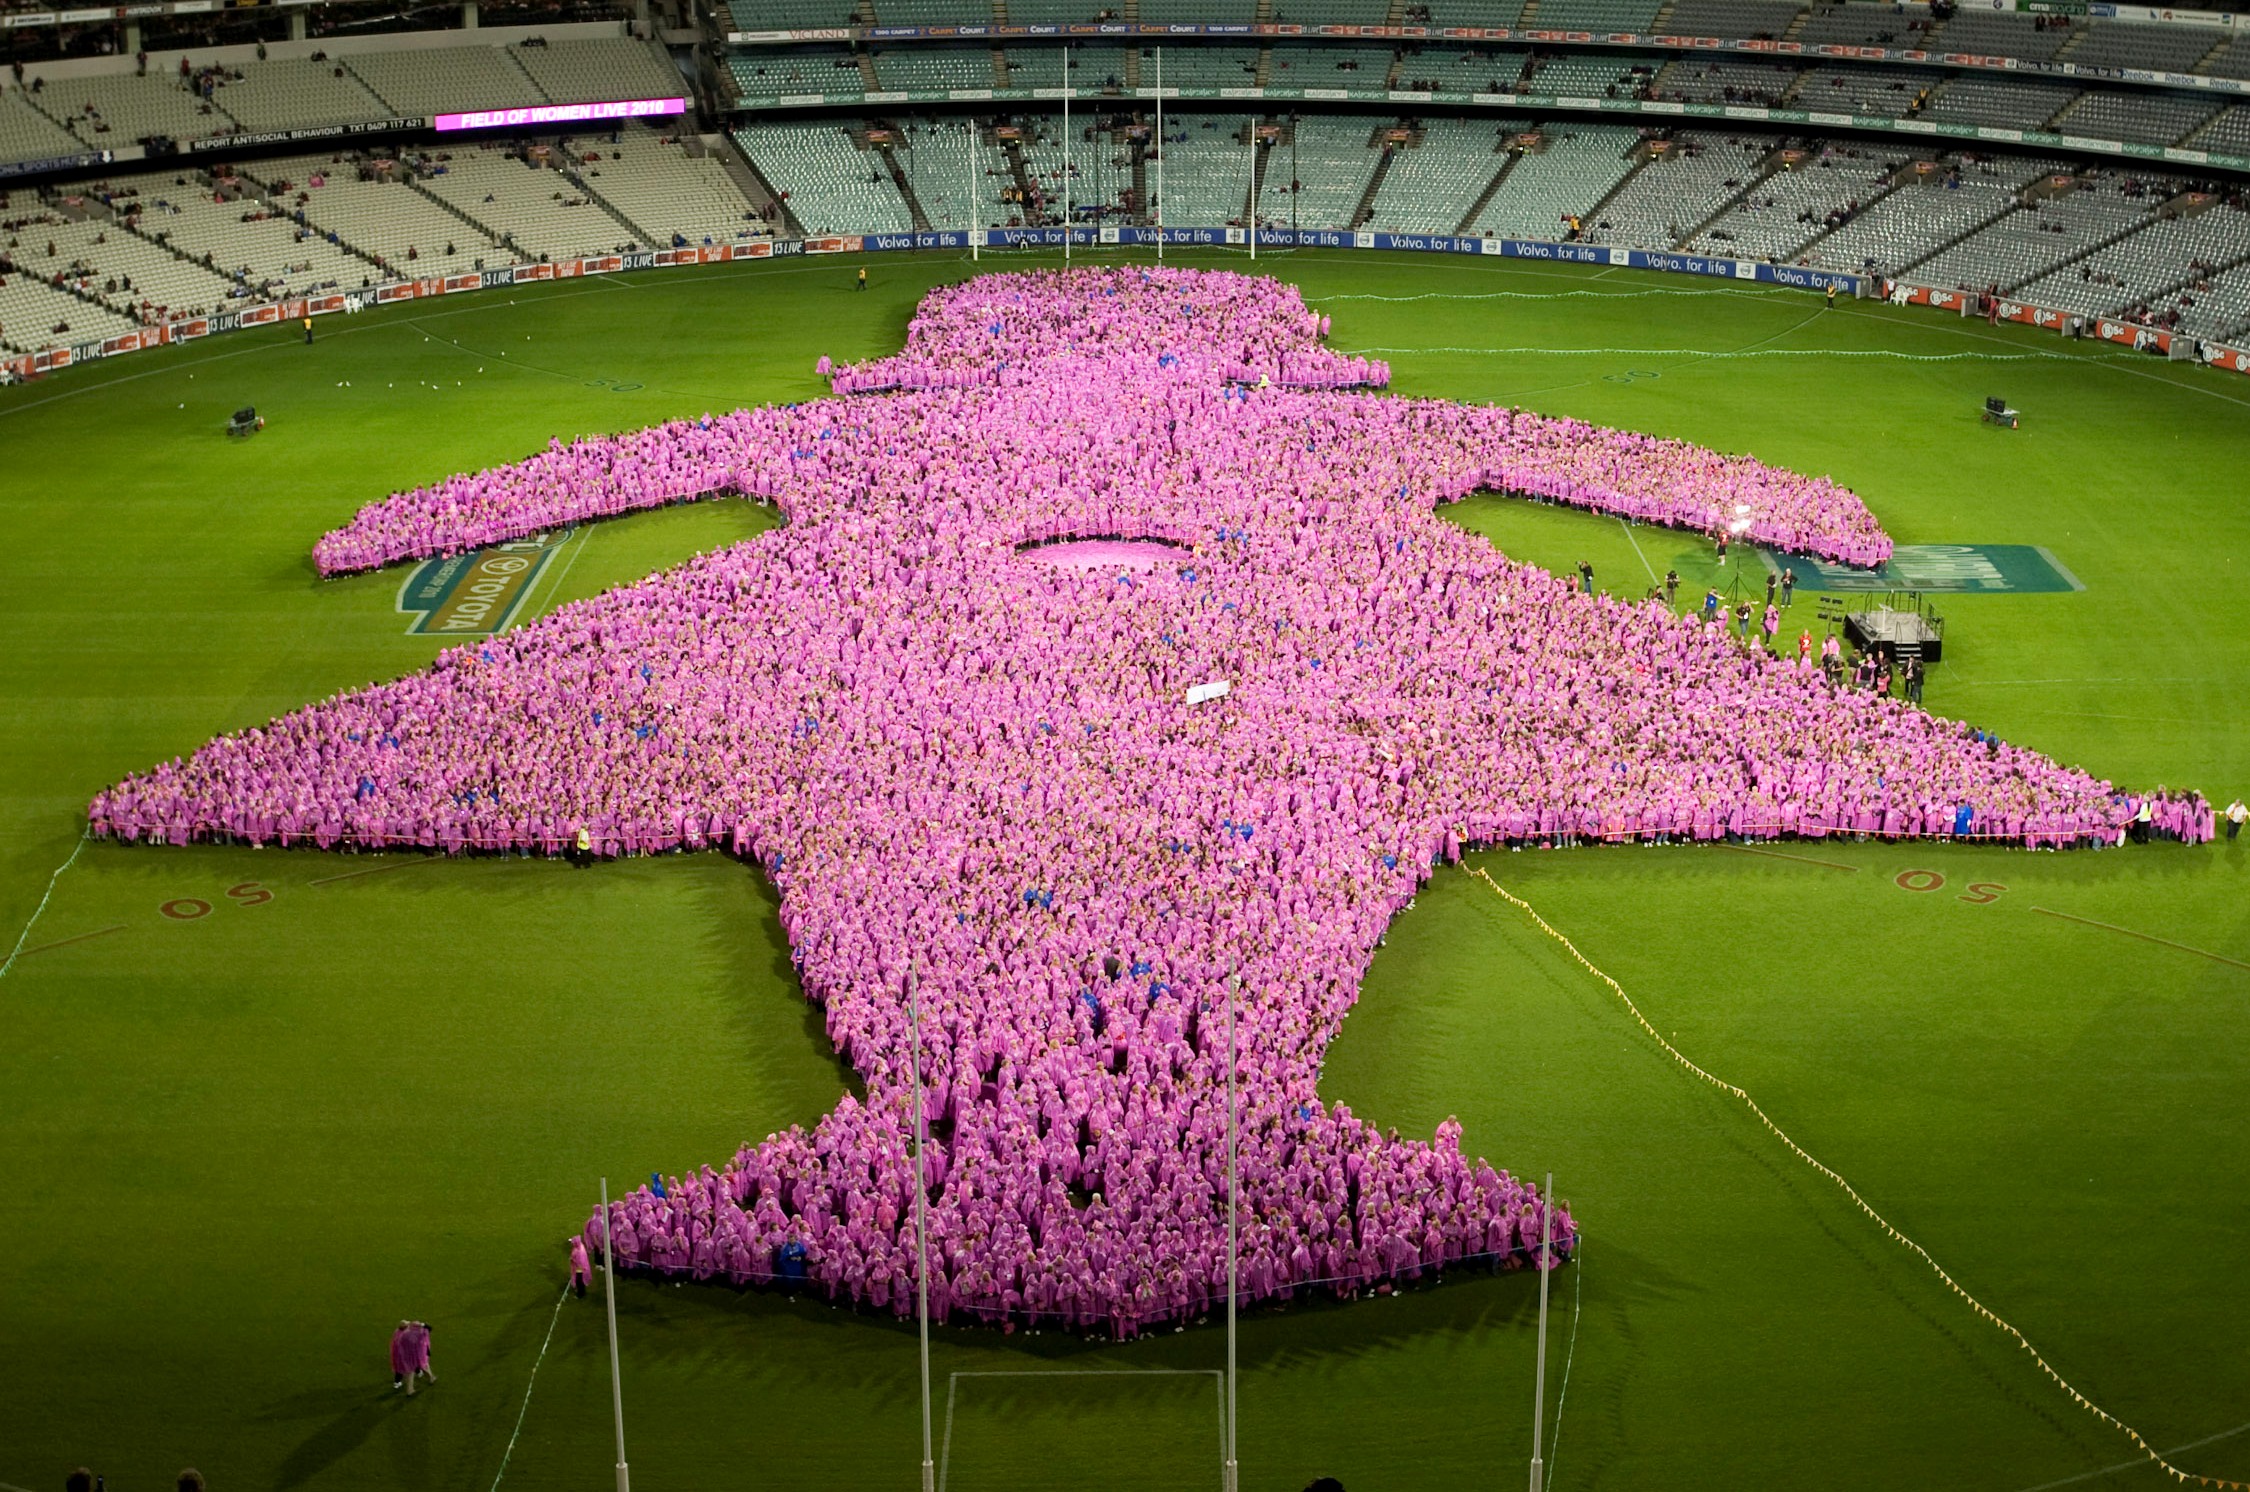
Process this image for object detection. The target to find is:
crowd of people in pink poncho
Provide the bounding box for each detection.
[308,268,1886,578]
[90,267,2208,1336]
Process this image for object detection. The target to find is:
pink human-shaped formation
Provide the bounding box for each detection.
[93,268,2160,1335]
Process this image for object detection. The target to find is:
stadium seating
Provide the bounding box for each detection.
[1148,48,1261,90]
[1417,0,1530,24]
[1392,47,1533,94]
[117,185,373,298]
[1003,0,1111,22]
[246,155,501,273]
[2014,201,2250,320]
[1533,0,1664,33]
[1791,66,1937,119]
[735,121,915,233]
[1657,0,1801,40]
[0,266,138,351]
[416,144,645,259]
[1584,132,1769,249]
[892,118,1009,229]
[2186,105,2250,158]
[2051,89,2213,150]
[0,90,93,164]
[728,0,866,29]
[878,0,995,21]
[1363,117,1512,234]
[347,45,550,117]
[1014,117,1112,220]
[1649,57,1795,107]
[1918,75,2077,133]
[1793,4,1929,49]
[2146,260,2250,340]
[1468,123,1637,238]
[509,38,682,104]
[1140,0,1256,20]
[27,202,242,320]
[1153,115,1255,227]
[1267,46,1394,91]
[1912,172,2160,292]
[1272,0,1389,23]
[203,60,396,135]
[1800,159,2043,276]
[2059,20,2216,76]
[9,0,2250,362]
[871,45,997,92]
[1926,10,2074,64]
[1524,52,1641,99]
[1686,142,1896,261]
[1060,48,1134,94]
[32,72,226,149]
[0,196,141,349]
[731,50,870,96]
[1253,115,1379,229]
[571,127,771,246]
[2201,34,2250,82]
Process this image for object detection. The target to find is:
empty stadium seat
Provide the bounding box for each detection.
[735,121,915,234]
[1365,117,1514,234]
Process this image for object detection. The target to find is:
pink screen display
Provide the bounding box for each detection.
[433,97,687,131]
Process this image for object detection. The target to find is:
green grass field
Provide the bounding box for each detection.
[2,248,2246,1492]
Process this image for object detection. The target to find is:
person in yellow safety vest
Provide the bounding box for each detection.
[572,824,592,867]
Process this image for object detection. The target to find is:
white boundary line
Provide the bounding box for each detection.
[938,1368,1224,1492]
[1474,865,2246,1490]
[0,828,89,982]
[1618,519,1659,587]
[2011,1417,2250,1492]
[529,526,594,621]
[1546,1239,1585,1489]
[486,1281,573,1492]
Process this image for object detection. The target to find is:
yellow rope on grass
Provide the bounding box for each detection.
[1469,864,2242,1490]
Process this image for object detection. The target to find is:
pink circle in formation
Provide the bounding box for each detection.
[1018,537,1185,572]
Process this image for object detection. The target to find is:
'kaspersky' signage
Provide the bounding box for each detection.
[397,530,575,635]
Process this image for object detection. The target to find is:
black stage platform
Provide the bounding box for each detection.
[1845,607,1943,663]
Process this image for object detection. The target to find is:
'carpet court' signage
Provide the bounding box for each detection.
[396,530,574,635]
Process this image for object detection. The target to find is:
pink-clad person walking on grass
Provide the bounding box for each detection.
[391,1319,435,1395]
[571,1236,593,1299]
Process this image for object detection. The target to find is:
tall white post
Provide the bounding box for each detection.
[1154,49,1164,262]
[910,970,935,1492]
[1223,969,1240,1492]
[966,120,978,261]
[1528,1171,1554,1492]
[1247,122,1256,262]
[600,1178,630,1492]
[1063,45,1072,265]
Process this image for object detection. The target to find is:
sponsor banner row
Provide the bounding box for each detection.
[0,146,113,181]
[731,85,2250,174]
[183,117,424,153]
[7,229,2241,385]
[742,221,1863,292]
[1886,280,2250,369]
[724,20,2250,90]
